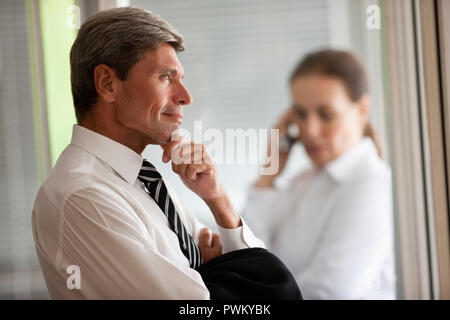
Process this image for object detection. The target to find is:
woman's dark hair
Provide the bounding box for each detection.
[290,49,382,158]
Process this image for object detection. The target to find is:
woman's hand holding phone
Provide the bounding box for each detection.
[254,107,300,188]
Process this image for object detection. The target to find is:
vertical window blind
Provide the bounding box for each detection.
[0,0,48,299]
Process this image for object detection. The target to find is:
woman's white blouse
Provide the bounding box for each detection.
[242,137,396,299]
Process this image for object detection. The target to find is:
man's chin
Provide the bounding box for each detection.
[141,125,182,145]
[141,133,166,145]
[151,132,178,145]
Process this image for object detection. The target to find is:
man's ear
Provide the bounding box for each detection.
[93,64,119,104]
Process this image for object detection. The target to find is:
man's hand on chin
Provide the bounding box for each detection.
[160,136,222,200]
[160,135,242,229]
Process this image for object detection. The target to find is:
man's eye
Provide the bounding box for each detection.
[160,74,170,80]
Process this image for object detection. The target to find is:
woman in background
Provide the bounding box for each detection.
[242,49,396,299]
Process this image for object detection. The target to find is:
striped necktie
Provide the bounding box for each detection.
[138,159,203,268]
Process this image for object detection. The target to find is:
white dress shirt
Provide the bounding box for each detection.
[242,137,396,299]
[32,125,265,299]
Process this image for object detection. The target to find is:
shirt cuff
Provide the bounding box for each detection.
[217,217,266,253]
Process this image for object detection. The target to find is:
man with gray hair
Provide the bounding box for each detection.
[32,6,266,299]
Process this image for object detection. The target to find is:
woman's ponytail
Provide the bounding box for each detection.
[363,122,383,159]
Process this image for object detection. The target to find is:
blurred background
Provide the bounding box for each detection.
[0,0,449,299]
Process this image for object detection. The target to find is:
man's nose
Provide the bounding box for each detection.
[175,83,193,106]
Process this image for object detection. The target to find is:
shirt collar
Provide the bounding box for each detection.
[70,124,144,184]
[324,137,379,182]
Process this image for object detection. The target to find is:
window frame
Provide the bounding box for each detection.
[382,0,450,299]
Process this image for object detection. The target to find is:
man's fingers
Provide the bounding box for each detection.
[176,163,188,179]
[161,133,186,163]
[173,161,213,181]
[211,233,222,250]
[192,148,204,164]
[162,139,208,165]
[198,228,212,248]
[185,161,211,180]
[171,161,179,174]
[177,143,203,165]
[185,165,199,180]
[161,140,180,163]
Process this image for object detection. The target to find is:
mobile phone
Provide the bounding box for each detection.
[279,122,300,152]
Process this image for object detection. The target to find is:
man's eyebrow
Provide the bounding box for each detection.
[160,67,184,78]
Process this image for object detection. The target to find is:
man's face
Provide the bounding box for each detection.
[113,43,192,145]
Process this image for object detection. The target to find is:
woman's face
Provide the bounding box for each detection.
[290,74,369,168]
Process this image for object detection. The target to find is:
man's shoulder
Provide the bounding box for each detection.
[35,145,124,210]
